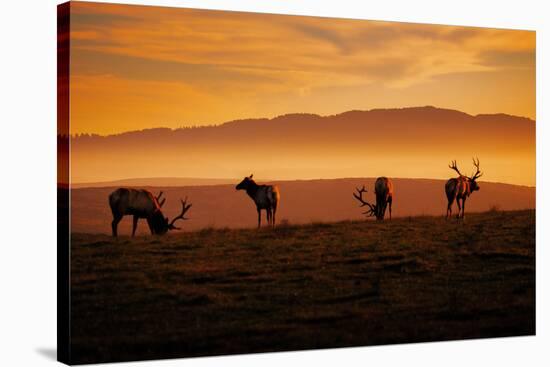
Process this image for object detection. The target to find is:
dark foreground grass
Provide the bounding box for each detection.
[70,210,535,364]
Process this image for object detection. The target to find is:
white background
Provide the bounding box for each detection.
[0,0,547,365]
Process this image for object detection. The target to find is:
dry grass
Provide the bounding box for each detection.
[70,210,535,364]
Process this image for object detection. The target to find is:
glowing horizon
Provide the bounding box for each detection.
[71,175,537,188]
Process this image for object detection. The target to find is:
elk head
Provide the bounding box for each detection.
[449,158,483,191]
[151,197,192,235]
[236,174,254,191]
[353,186,378,218]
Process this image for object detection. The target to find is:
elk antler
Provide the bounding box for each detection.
[169,197,192,230]
[353,186,377,217]
[155,191,166,208]
[448,160,463,177]
[471,157,483,180]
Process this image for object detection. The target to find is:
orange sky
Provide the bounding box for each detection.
[69,2,536,136]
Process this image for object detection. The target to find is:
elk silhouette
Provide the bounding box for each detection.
[445,158,483,219]
[353,177,393,220]
[236,174,280,228]
[109,188,192,237]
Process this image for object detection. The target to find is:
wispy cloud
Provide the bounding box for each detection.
[69,2,535,134]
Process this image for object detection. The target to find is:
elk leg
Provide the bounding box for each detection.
[111,215,122,237]
[266,208,272,226]
[146,217,155,235]
[272,207,277,228]
[446,197,454,219]
[388,198,392,220]
[456,197,462,219]
[461,198,467,219]
[132,215,139,237]
[378,205,384,220]
[257,208,261,228]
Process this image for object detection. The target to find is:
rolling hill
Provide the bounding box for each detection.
[71,177,236,188]
[70,210,535,363]
[70,177,535,235]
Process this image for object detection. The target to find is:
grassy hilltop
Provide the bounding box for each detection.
[71,177,535,234]
[70,210,535,364]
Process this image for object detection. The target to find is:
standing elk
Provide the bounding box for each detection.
[109,188,192,237]
[445,158,483,219]
[353,177,393,221]
[236,174,280,228]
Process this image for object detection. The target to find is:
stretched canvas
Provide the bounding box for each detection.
[58,1,536,364]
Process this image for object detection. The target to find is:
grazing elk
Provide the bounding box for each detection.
[236,174,280,228]
[445,158,483,219]
[109,188,192,237]
[353,177,393,221]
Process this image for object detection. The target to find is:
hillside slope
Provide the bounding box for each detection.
[70,177,534,234]
[70,210,535,363]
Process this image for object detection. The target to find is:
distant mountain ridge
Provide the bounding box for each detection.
[69,106,536,186]
[72,106,534,138]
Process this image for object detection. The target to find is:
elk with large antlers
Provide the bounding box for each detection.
[445,158,483,219]
[353,177,394,221]
[109,188,192,237]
